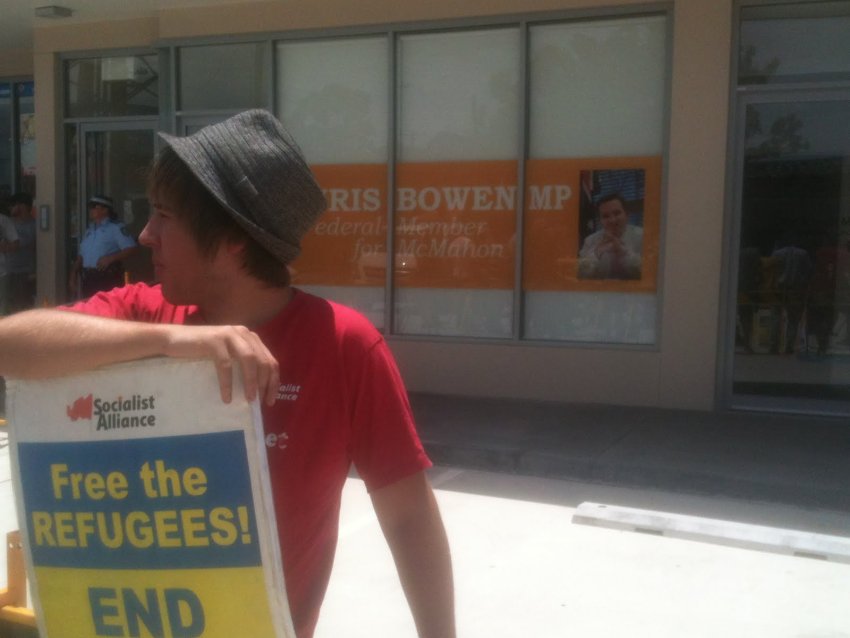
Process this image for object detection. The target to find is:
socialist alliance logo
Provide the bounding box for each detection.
[66,393,158,430]
[66,394,93,420]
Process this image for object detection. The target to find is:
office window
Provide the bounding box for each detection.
[277,37,389,328]
[172,10,668,344]
[18,82,35,196]
[180,43,267,111]
[0,84,11,201]
[739,1,850,85]
[394,28,520,338]
[0,81,36,201]
[66,55,159,117]
[729,1,850,407]
[522,15,666,343]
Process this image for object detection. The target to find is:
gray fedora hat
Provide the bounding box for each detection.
[158,109,326,264]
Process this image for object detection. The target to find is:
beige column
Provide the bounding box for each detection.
[658,0,733,409]
[32,50,62,306]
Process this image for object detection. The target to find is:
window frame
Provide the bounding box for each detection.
[0,77,36,200]
[718,0,850,415]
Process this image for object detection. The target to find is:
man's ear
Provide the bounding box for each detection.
[217,237,248,270]
[223,238,247,258]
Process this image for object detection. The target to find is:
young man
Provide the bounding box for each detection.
[0,110,455,638]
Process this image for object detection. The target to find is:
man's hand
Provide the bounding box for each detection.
[595,233,627,258]
[162,324,280,406]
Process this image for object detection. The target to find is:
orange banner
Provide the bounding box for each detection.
[393,160,516,290]
[293,163,388,286]
[292,157,661,292]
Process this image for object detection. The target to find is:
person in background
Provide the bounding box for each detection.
[69,194,138,298]
[0,110,455,638]
[8,192,37,313]
[808,237,838,355]
[0,201,20,315]
[770,232,812,354]
[578,192,643,280]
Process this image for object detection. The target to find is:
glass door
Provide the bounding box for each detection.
[75,123,156,291]
[726,91,850,414]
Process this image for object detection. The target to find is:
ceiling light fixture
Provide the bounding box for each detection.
[34,5,73,19]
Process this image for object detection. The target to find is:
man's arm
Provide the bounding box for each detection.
[0,217,19,253]
[97,245,139,270]
[0,309,279,405]
[0,238,20,253]
[69,256,82,297]
[371,471,456,638]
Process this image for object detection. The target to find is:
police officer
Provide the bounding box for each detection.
[70,195,138,298]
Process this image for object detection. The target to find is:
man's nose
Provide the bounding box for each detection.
[138,220,156,247]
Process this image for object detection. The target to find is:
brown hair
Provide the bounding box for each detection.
[596,192,627,211]
[147,145,290,287]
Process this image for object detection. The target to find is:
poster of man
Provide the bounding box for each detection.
[577,169,645,281]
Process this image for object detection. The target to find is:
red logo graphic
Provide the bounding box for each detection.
[67,394,93,421]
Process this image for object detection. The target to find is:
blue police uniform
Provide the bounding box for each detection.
[80,219,136,268]
[79,218,137,296]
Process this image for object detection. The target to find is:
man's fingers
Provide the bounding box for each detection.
[162,324,278,406]
[226,327,261,402]
[211,343,235,404]
[264,363,280,406]
[242,330,279,406]
[222,327,278,404]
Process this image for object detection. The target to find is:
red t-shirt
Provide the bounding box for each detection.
[68,284,432,637]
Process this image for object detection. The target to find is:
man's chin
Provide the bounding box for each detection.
[159,281,193,306]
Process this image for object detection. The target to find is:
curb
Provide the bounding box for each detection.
[422,440,850,513]
[573,501,850,563]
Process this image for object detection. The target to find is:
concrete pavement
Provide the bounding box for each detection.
[410,393,850,513]
[317,467,850,637]
[3,434,850,636]
[4,394,850,637]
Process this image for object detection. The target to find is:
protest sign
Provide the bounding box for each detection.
[7,357,293,638]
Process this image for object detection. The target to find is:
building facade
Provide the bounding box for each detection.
[2,0,849,415]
